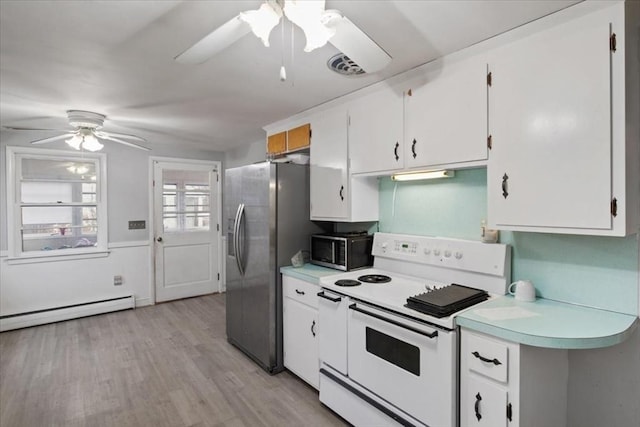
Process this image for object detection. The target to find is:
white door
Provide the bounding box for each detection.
[153,160,220,302]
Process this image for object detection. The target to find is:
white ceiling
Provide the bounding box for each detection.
[0,0,579,153]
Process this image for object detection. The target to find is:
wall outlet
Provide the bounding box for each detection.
[128,220,146,230]
[114,275,123,286]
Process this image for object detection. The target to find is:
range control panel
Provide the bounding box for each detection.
[372,232,509,277]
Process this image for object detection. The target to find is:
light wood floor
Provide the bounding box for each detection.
[0,294,348,427]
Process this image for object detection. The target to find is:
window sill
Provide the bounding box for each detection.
[5,250,110,265]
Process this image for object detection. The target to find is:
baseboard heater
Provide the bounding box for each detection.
[0,295,135,332]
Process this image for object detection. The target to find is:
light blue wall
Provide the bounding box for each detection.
[378,169,639,315]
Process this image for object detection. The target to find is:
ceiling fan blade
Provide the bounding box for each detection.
[99,135,150,151]
[326,14,392,73]
[30,133,74,145]
[4,126,71,132]
[175,15,252,64]
[96,131,147,142]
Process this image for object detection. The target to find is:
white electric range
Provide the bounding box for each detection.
[317,232,511,427]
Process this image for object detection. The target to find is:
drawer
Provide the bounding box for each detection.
[466,332,509,383]
[283,276,319,309]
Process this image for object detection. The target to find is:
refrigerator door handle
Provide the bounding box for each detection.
[237,203,246,276]
[233,203,244,276]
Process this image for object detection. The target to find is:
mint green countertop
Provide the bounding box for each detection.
[457,296,638,349]
[280,264,342,285]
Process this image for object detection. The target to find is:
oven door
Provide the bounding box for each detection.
[347,301,457,427]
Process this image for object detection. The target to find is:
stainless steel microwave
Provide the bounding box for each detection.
[310,233,373,271]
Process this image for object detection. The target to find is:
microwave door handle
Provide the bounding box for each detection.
[331,240,336,264]
[349,303,439,339]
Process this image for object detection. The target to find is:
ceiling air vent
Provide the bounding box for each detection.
[327,53,366,76]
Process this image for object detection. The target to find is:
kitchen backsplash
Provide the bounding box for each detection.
[378,169,639,316]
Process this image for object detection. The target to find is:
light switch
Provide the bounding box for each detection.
[128,220,146,230]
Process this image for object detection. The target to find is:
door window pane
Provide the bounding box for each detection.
[162,169,210,232]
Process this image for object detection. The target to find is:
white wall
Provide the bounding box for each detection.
[0,131,224,313]
[223,138,265,170]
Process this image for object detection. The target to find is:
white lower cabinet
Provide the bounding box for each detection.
[460,329,568,427]
[283,276,319,389]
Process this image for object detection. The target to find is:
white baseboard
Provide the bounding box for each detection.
[0,295,135,332]
[135,297,153,307]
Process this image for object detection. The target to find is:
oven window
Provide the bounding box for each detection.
[365,327,420,376]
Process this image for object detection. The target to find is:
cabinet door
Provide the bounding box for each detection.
[488,19,612,230]
[267,131,286,154]
[464,376,508,427]
[283,298,319,389]
[405,58,488,169]
[287,123,311,151]
[349,87,404,174]
[310,106,348,220]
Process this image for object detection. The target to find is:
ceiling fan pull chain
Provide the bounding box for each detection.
[290,18,295,86]
[280,16,286,82]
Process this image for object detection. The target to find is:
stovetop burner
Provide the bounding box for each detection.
[335,279,361,287]
[358,274,391,284]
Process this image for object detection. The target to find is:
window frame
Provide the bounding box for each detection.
[6,146,108,261]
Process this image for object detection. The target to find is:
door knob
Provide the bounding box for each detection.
[156,237,163,242]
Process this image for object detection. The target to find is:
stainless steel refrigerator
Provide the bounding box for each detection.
[224,162,324,373]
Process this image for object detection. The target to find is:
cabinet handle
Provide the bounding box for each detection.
[502,173,509,199]
[475,392,482,421]
[339,185,344,201]
[394,142,400,161]
[317,291,342,303]
[411,139,417,159]
[311,320,316,337]
[295,289,305,295]
[507,402,513,422]
[472,351,502,366]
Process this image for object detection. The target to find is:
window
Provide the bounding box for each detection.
[7,147,107,258]
[161,169,210,232]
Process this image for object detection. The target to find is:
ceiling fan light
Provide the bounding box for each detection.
[82,133,104,152]
[301,23,335,52]
[240,2,282,47]
[284,0,334,52]
[65,134,83,150]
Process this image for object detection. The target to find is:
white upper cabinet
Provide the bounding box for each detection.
[349,87,404,174]
[405,57,488,170]
[309,105,379,222]
[487,2,639,236]
[310,106,349,220]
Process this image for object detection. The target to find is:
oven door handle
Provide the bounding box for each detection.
[317,291,342,303]
[349,303,438,339]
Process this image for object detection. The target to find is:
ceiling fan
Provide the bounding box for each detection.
[4,110,150,151]
[175,0,391,74]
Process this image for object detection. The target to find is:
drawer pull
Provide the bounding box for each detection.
[295,289,305,295]
[317,291,342,303]
[475,393,482,421]
[472,351,502,366]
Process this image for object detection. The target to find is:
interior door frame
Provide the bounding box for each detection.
[148,156,222,303]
